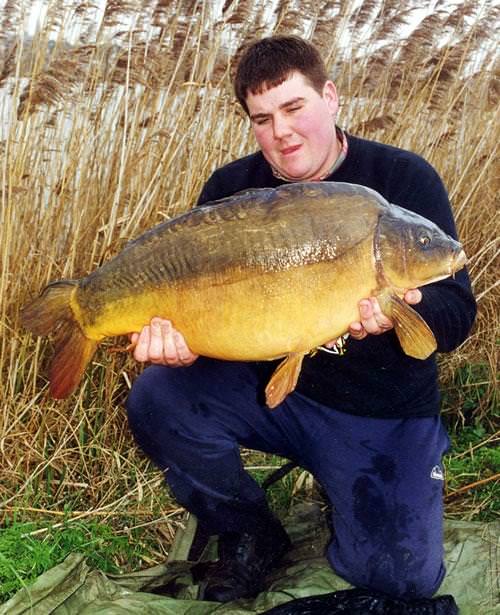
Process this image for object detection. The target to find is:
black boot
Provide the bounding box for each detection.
[200,515,291,602]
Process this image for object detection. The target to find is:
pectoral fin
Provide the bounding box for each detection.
[265,352,306,409]
[383,294,437,359]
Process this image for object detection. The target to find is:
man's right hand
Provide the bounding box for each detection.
[130,317,199,367]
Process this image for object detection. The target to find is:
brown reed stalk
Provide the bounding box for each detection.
[0,0,498,551]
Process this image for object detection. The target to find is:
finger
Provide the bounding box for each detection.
[161,320,180,364]
[348,321,367,340]
[368,297,393,331]
[358,299,383,335]
[148,318,167,362]
[126,333,138,353]
[133,326,151,362]
[173,331,198,365]
[404,289,422,305]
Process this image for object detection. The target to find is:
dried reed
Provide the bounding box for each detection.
[0,0,498,555]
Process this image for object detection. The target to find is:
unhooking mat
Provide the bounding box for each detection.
[1,503,498,615]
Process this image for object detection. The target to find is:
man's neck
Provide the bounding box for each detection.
[271,126,348,183]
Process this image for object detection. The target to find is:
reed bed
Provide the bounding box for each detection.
[0,0,498,549]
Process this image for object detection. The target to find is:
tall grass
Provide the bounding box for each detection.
[0,0,498,541]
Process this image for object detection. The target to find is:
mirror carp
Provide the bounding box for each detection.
[21,182,467,407]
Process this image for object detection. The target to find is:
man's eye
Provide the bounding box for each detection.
[255,118,270,126]
[288,106,301,113]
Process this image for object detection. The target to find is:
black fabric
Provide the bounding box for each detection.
[196,134,476,419]
[261,588,459,614]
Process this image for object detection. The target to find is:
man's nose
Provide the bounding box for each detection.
[273,115,292,139]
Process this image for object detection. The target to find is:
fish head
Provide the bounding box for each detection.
[376,205,467,291]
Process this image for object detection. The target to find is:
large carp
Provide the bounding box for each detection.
[21,182,466,407]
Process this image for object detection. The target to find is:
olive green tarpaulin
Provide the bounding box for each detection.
[1,504,498,615]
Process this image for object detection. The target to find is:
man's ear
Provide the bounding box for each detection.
[323,80,339,116]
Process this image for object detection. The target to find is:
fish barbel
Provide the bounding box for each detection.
[21,182,467,407]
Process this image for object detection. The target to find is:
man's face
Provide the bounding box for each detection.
[246,72,340,181]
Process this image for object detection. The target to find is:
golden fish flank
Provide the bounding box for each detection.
[21,181,467,407]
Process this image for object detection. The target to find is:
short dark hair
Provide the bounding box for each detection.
[234,36,329,115]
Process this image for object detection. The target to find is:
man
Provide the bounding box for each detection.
[126,36,476,609]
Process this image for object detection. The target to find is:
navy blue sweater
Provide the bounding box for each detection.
[197,134,477,418]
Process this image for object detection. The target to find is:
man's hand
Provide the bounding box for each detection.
[130,317,199,367]
[348,289,422,341]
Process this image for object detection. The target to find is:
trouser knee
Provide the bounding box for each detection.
[126,363,272,534]
[127,367,157,440]
[127,366,155,424]
[126,364,190,435]
[126,364,194,467]
[126,370,146,433]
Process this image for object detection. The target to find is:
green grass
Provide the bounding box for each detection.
[0,518,157,603]
[251,460,313,514]
[441,362,499,428]
[443,424,500,520]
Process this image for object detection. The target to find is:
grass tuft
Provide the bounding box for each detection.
[0,517,161,602]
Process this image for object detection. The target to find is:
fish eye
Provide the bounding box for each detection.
[418,234,431,248]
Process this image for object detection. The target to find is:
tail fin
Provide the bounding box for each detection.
[49,320,98,398]
[21,281,98,398]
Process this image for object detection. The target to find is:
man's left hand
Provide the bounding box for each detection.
[347,289,422,341]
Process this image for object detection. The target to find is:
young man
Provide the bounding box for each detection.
[127,36,476,609]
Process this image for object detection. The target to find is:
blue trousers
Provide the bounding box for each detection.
[126,358,450,600]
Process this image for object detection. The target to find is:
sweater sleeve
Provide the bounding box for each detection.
[387,154,477,352]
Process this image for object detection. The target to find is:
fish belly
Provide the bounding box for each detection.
[81,243,377,361]
[175,260,376,360]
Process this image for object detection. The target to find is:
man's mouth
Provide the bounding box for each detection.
[281,144,302,156]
